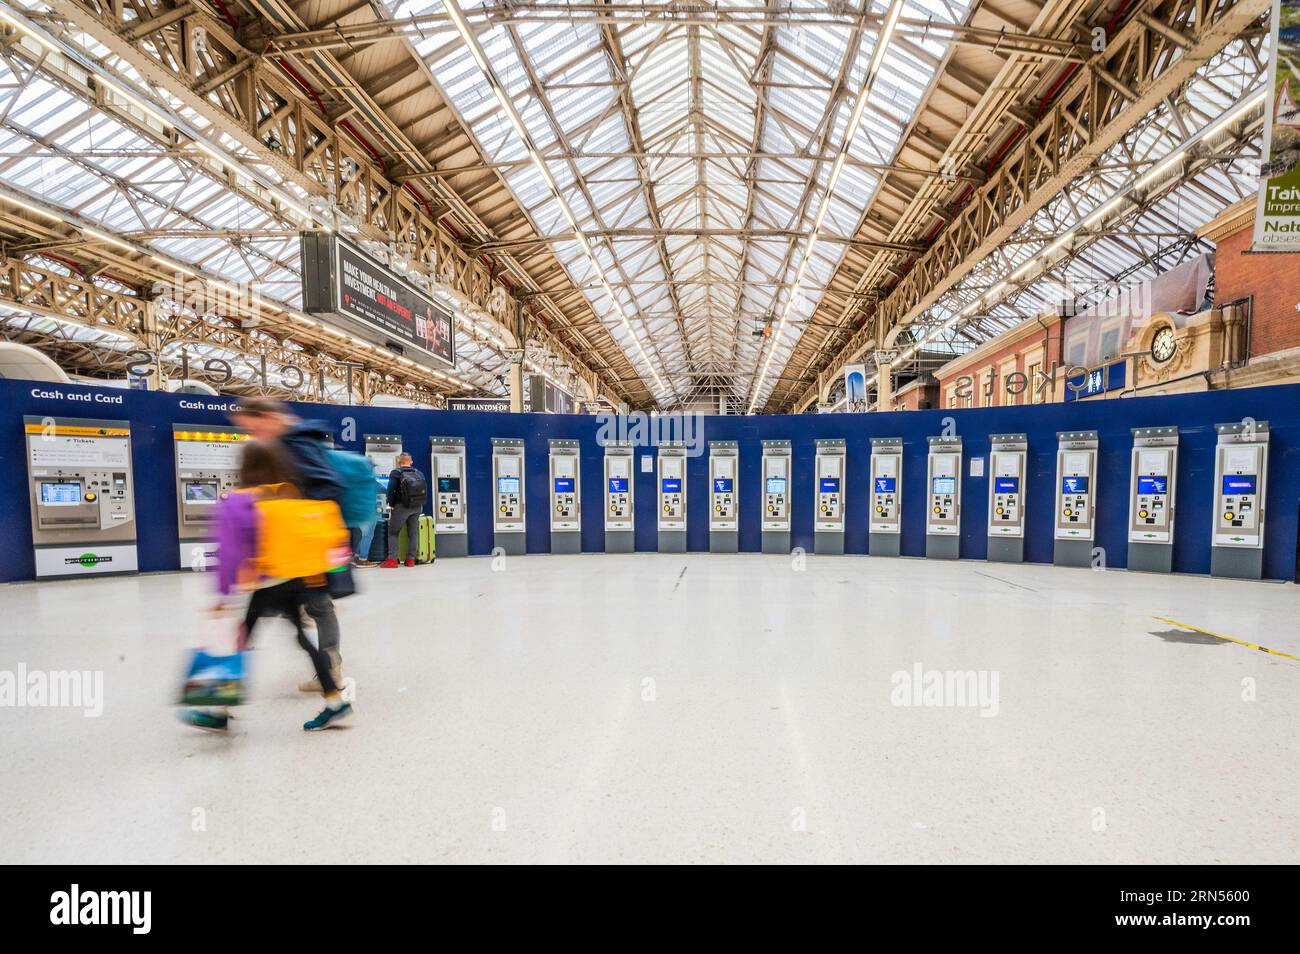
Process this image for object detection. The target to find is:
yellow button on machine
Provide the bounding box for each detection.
[875,506,883,514]
[439,506,447,514]
[933,506,940,514]
[1225,512,1234,520]
[1064,508,1073,517]
[85,492,97,502]
[663,505,670,513]
[996,507,1003,515]
[1138,510,1147,518]
[499,506,506,513]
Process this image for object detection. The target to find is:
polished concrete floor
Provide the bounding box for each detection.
[1,553,1296,864]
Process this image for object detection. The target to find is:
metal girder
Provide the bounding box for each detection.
[256,4,1090,62]
[780,0,1270,412]
[39,0,638,405]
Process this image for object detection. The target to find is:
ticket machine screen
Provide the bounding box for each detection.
[932,477,956,495]
[438,476,461,493]
[662,478,681,493]
[498,476,520,494]
[1062,476,1089,494]
[1222,475,1256,495]
[994,477,1018,494]
[819,478,840,494]
[1137,476,1167,495]
[766,477,786,495]
[608,477,628,493]
[184,481,219,503]
[554,477,575,493]
[875,477,896,494]
[41,482,82,505]
[713,478,733,494]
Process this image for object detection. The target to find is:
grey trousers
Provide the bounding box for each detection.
[388,506,421,561]
[303,585,340,665]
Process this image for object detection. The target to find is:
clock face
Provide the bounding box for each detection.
[1151,326,1176,363]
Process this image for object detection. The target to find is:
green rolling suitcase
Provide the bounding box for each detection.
[398,514,436,564]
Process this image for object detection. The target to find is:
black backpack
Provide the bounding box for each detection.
[397,468,427,508]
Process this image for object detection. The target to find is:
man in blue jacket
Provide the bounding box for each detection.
[230,398,345,693]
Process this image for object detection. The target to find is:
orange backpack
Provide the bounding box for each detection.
[252,484,349,580]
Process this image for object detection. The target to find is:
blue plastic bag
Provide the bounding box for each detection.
[179,649,248,707]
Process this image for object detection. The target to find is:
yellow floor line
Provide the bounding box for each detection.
[1152,616,1300,664]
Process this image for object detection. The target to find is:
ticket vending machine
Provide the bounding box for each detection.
[760,440,791,554]
[987,433,1027,564]
[173,424,247,570]
[1054,430,1098,568]
[1127,426,1178,573]
[25,415,138,579]
[491,438,526,556]
[429,436,468,558]
[657,443,687,553]
[1210,421,1269,580]
[708,440,739,553]
[548,439,581,554]
[925,435,962,559]
[604,442,634,553]
[814,439,846,555]
[869,438,902,556]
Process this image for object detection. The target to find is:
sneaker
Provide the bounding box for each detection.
[404,558,415,567]
[179,708,228,732]
[304,702,353,731]
[353,559,377,568]
[298,667,343,693]
[380,558,399,568]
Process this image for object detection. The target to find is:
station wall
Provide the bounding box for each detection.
[1,377,1297,583]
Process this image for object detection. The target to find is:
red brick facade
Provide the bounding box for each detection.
[1212,223,1300,358]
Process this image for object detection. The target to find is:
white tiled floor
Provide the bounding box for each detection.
[1,554,1296,864]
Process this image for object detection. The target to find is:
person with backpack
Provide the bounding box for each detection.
[383,452,426,568]
[229,399,347,691]
[326,443,382,568]
[181,439,353,732]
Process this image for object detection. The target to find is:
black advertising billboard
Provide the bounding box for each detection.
[301,232,455,369]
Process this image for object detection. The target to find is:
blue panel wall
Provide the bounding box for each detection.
[1,377,1297,582]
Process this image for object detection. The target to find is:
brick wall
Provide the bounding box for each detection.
[934,318,1063,408]
[1214,225,1300,357]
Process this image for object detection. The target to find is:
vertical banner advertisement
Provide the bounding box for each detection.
[843,363,868,412]
[1253,0,1300,250]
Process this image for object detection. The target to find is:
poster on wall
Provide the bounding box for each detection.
[1253,1,1300,250]
[843,364,868,412]
[301,232,456,368]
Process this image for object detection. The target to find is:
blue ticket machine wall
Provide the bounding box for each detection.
[925,435,962,560]
[1127,426,1178,573]
[814,439,846,555]
[708,440,739,553]
[491,438,526,556]
[760,440,791,554]
[1054,430,1098,568]
[429,436,468,558]
[1210,421,1269,580]
[25,415,138,579]
[549,439,581,555]
[174,424,247,570]
[604,442,634,553]
[869,437,902,557]
[987,433,1027,564]
[657,443,687,553]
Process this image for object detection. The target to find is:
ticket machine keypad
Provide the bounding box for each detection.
[765,488,786,518]
[662,488,683,517]
[1135,489,1167,525]
[438,491,460,519]
[713,490,734,518]
[818,487,840,519]
[554,488,575,517]
[609,489,629,517]
[498,492,520,517]
[993,491,1018,522]
[932,492,954,519]
[1062,492,1088,521]
[1220,488,1257,528]
[874,492,895,519]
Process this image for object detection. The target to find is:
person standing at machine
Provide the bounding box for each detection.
[228,398,346,690]
[382,452,426,568]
